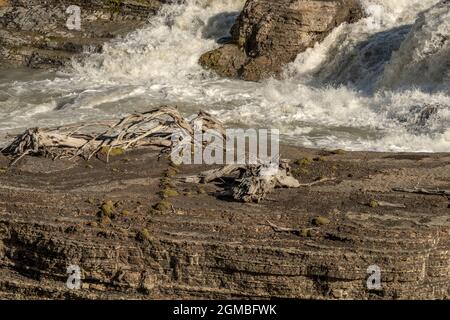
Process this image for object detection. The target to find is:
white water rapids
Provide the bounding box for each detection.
[0,0,449,152]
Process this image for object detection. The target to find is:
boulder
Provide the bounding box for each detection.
[199,0,364,81]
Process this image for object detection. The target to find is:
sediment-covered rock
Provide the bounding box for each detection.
[0,145,449,299]
[199,0,364,81]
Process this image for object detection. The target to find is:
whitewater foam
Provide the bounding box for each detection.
[380,0,450,90]
[0,0,448,152]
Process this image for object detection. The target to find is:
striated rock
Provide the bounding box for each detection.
[0,146,449,299]
[199,0,364,81]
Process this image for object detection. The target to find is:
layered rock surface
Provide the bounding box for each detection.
[0,0,169,68]
[199,0,364,81]
[0,147,449,299]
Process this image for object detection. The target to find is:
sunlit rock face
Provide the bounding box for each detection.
[199,0,364,81]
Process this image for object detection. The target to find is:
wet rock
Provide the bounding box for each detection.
[416,104,440,127]
[199,0,364,81]
[198,44,248,78]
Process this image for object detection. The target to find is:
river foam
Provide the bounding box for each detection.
[0,0,448,152]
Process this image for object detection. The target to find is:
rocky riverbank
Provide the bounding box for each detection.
[0,0,449,301]
[0,0,168,68]
[0,145,449,299]
[1,0,365,75]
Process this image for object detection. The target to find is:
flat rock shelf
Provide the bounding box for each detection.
[0,146,449,299]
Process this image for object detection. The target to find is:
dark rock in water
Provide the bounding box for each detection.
[199,0,365,81]
[416,105,440,127]
[397,104,444,135]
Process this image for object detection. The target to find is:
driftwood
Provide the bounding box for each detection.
[265,220,301,236]
[180,161,336,203]
[362,200,407,208]
[181,165,243,184]
[1,106,224,165]
[393,187,450,198]
[1,105,338,203]
[297,177,336,187]
[231,161,300,203]
[375,201,406,208]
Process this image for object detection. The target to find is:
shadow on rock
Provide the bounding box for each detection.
[202,11,240,44]
[313,25,412,91]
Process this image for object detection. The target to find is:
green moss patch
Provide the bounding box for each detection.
[312,216,331,226]
[100,146,125,157]
[160,188,179,198]
[369,199,379,208]
[100,200,116,218]
[136,228,151,242]
[121,210,131,216]
[108,0,123,13]
[154,200,172,212]
[300,228,313,237]
[295,157,313,166]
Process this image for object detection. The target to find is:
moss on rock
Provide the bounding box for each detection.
[100,146,125,157]
[160,188,179,198]
[300,228,313,237]
[312,216,331,226]
[295,157,313,166]
[154,200,172,212]
[136,228,151,242]
[369,199,379,208]
[100,200,116,218]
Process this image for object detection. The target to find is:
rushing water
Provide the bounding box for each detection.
[0,0,449,152]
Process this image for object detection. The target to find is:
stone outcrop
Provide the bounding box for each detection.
[0,0,169,68]
[0,146,449,299]
[199,0,364,81]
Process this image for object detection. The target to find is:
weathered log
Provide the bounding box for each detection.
[180,161,317,203]
[1,106,224,165]
[393,187,450,197]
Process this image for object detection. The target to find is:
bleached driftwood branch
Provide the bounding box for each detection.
[393,187,450,197]
[1,106,224,165]
[179,160,335,203]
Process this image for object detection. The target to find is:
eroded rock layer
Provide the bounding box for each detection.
[0,147,449,299]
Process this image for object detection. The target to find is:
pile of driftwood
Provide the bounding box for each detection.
[1,106,223,165]
[1,106,333,203]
